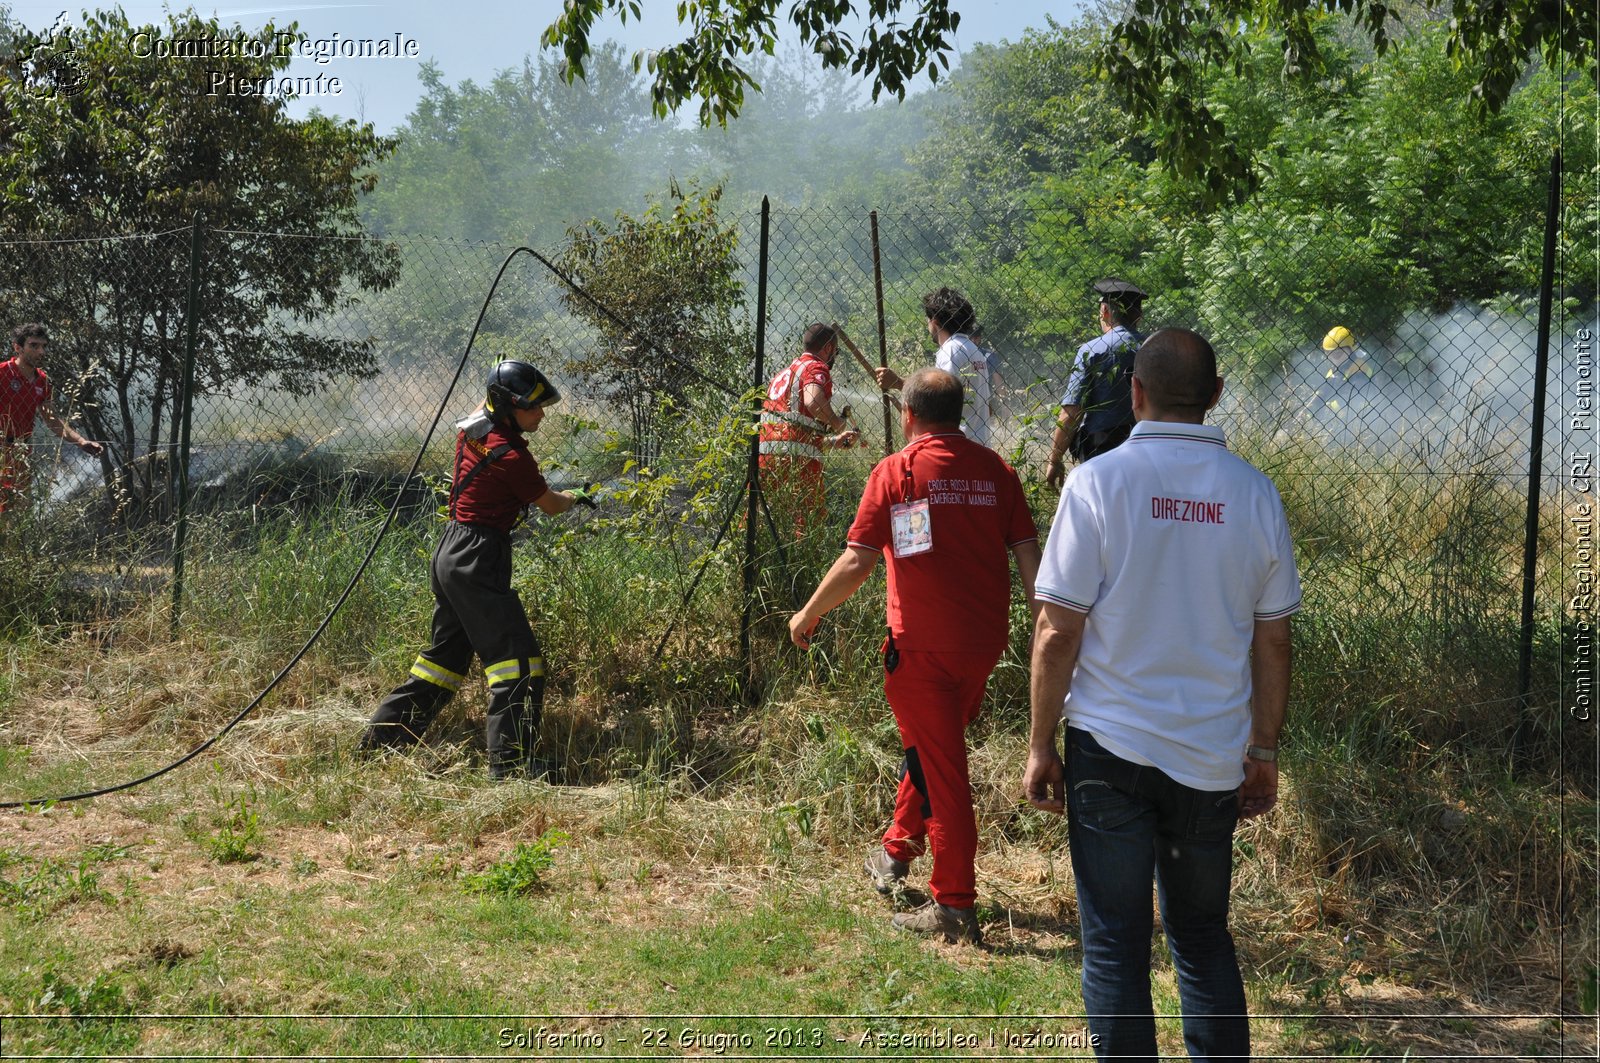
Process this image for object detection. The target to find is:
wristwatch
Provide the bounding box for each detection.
[1245,744,1278,762]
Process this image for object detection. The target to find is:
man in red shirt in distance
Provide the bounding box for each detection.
[789,367,1041,944]
[1,323,104,513]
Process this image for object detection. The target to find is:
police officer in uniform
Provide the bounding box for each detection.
[1045,279,1146,489]
[359,360,595,780]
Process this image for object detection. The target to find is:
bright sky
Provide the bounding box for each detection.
[8,1,1083,131]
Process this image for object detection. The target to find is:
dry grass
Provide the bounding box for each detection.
[16,618,1583,1007]
[0,778,1584,1059]
[0,442,1591,1057]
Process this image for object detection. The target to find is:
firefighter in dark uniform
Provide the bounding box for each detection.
[1045,279,1146,489]
[359,360,595,779]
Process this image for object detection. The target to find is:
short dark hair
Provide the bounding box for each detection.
[1102,297,1142,327]
[903,367,963,426]
[921,287,977,336]
[802,322,836,354]
[10,322,47,348]
[1133,328,1217,419]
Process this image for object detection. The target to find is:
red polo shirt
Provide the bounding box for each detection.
[448,425,549,532]
[0,358,50,442]
[847,432,1038,656]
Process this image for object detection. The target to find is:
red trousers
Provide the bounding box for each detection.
[881,647,1000,910]
[757,455,824,537]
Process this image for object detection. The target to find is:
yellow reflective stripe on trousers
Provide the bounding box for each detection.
[485,657,546,686]
[410,655,466,691]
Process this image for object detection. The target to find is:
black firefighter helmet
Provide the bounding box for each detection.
[484,360,561,423]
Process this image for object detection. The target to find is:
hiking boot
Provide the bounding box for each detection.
[354,728,393,757]
[864,848,910,894]
[892,901,982,945]
[490,756,559,782]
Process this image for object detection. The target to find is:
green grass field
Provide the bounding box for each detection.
[0,444,1593,1060]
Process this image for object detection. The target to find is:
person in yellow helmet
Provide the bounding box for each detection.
[1309,326,1375,418]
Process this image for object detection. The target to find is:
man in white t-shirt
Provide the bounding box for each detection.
[874,287,994,447]
[1023,327,1300,1063]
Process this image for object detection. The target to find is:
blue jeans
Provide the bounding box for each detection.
[1065,728,1248,1062]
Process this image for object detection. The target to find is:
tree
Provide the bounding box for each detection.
[0,9,399,517]
[911,19,1142,211]
[541,0,959,124]
[1098,0,1595,196]
[362,44,666,244]
[539,1,1592,190]
[553,181,746,466]
[675,43,932,216]
[879,11,1591,382]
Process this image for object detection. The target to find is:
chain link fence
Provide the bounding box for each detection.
[0,163,1587,754]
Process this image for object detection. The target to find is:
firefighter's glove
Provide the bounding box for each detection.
[568,484,599,509]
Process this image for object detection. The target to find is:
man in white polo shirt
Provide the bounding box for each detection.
[874,287,995,447]
[1023,328,1299,1062]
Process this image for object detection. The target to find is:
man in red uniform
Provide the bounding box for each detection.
[359,360,595,780]
[758,322,859,535]
[2,323,104,513]
[789,368,1041,943]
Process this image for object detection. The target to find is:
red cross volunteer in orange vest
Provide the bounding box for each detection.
[757,322,860,534]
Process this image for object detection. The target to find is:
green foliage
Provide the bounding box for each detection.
[554,180,747,465]
[0,8,400,518]
[541,0,959,125]
[361,48,659,245]
[0,506,88,634]
[0,844,122,918]
[893,12,1592,361]
[913,21,1139,211]
[690,46,930,210]
[203,792,263,865]
[28,968,141,1055]
[187,769,264,864]
[535,0,1589,194]
[186,496,432,665]
[461,829,567,897]
[38,969,128,1014]
[1099,1,1595,195]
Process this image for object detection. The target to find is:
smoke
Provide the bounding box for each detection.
[1209,303,1595,485]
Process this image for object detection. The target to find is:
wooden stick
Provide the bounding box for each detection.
[834,325,903,412]
[832,324,877,376]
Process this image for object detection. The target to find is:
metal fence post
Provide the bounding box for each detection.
[871,211,893,458]
[1513,150,1562,768]
[169,212,205,640]
[740,197,771,701]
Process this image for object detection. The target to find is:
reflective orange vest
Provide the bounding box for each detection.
[758,354,830,462]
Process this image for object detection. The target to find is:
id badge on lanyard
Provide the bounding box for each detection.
[889,451,933,558]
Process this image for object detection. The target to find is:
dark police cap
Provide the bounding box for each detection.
[1094,278,1146,302]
